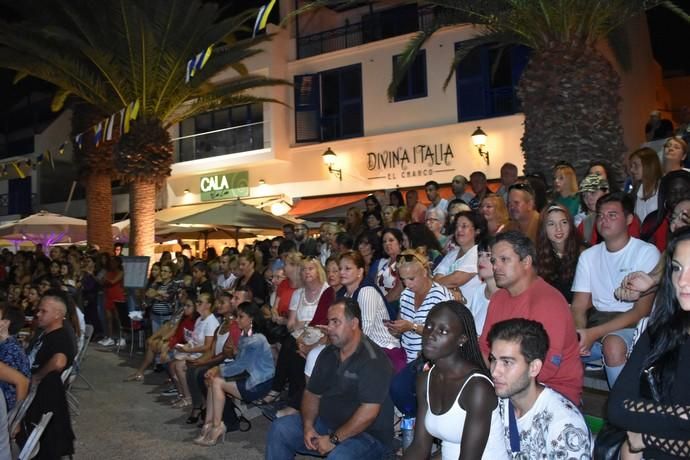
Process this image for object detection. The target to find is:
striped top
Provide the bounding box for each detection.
[340,284,400,350]
[399,282,454,362]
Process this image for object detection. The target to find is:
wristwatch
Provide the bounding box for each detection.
[329,432,340,446]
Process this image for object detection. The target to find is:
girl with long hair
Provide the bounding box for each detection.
[629,147,663,223]
[640,170,690,251]
[608,227,690,459]
[552,164,580,218]
[536,203,583,303]
[402,301,508,459]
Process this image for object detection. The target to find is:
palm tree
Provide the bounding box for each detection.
[0,0,287,258]
[387,0,688,178]
[294,0,687,179]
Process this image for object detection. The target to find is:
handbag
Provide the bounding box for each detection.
[593,422,627,460]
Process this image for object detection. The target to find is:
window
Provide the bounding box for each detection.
[176,103,263,162]
[392,50,427,102]
[455,44,530,121]
[294,64,363,143]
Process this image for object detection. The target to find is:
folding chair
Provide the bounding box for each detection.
[8,384,38,437]
[18,411,53,460]
[71,324,95,391]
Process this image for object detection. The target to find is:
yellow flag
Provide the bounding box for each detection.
[11,162,26,179]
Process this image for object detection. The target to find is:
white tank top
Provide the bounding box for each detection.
[424,366,509,460]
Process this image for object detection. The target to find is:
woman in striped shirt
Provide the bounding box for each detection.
[388,249,454,417]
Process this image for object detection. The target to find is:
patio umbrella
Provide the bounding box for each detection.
[0,211,91,245]
[167,200,295,229]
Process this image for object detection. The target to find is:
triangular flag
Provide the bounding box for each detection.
[201,46,213,69]
[253,0,276,37]
[130,99,140,121]
[58,142,66,155]
[11,162,25,179]
[118,108,126,135]
[75,133,83,149]
[46,149,55,170]
[105,112,116,141]
[94,122,103,147]
[185,58,194,83]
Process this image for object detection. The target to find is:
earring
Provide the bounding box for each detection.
[247,323,253,337]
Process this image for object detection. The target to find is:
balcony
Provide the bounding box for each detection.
[297,4,435,59]
[174,121,267,163]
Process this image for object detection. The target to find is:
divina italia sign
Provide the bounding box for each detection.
[366,144,455,180]
[200,171,249,201]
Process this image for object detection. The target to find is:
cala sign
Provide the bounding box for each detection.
[199,171,249,201]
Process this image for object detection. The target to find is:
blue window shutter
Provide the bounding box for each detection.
[294,74,321,143]
[456,46,488,121]
[8,177,32,215]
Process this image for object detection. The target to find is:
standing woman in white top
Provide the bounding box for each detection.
[169,292,220,408]
[629,147,662,223]
[403,301,508,460]
[433,211,488,301]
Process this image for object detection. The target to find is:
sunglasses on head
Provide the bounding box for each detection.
[509,182,534,195]
[396,253,427,265]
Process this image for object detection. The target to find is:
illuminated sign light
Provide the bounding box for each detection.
[199,171,249,201]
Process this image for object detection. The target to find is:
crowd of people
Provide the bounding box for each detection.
[1,133,689,459]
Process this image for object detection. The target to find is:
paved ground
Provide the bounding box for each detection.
[71,346,276,460]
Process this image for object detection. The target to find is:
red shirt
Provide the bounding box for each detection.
[168,316,196,348]
[276,279,297,317]
[479,277,583,405]
[309,287,336,327]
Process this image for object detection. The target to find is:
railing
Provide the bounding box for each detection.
[297,5,435,59]
[173,121,267,163]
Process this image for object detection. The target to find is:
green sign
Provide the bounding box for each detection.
[199,171,249,201]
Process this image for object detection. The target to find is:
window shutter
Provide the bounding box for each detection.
[294,74,321,143]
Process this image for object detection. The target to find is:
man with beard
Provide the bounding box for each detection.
[478,231,583,405]
[489,318,591,458]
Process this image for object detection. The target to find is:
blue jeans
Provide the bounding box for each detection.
[265,414,389,460]
[390,360,418,417]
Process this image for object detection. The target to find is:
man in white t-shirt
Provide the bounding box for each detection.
[489,318,592,459]
[424,180,448,213]
[571,192,660,387]
[216,254,237,294]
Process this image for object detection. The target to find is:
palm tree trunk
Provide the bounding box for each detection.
[85,172,113,252]
[129,178,157,259]
[518,43,627,183]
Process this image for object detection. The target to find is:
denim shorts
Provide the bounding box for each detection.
[237,378,273,402]
[581,327,636,365]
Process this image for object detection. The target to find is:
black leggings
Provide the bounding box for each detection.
[271,335,306,409]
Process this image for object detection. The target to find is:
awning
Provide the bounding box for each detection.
[289,193,370,218]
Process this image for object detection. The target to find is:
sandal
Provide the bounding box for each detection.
[172,397,192,408]
[124,373,144,382]
[254,390,281,406]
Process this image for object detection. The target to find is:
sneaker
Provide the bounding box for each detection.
[161,387,178,397]
[99,337,115,347]
[117,338,126,347]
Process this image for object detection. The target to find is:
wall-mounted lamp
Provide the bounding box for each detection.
[471,126,490,165]
[183,188,190,195]
[258,179,266,185]
[322,147,342,181]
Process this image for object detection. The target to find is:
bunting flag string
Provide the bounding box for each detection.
[185,45,213,83]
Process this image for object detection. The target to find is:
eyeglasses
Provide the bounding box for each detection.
[596,211,620,221]
[508,182,534,196]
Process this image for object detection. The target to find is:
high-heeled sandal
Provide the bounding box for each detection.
[193,422,213,444]
[197,422,226,446]
[186,407,204,424]
[123,373,144,382]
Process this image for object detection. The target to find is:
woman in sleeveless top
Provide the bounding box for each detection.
[403,301,508,460]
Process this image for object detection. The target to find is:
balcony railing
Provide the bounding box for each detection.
[297,5,435,59]
[173,121,266,163]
